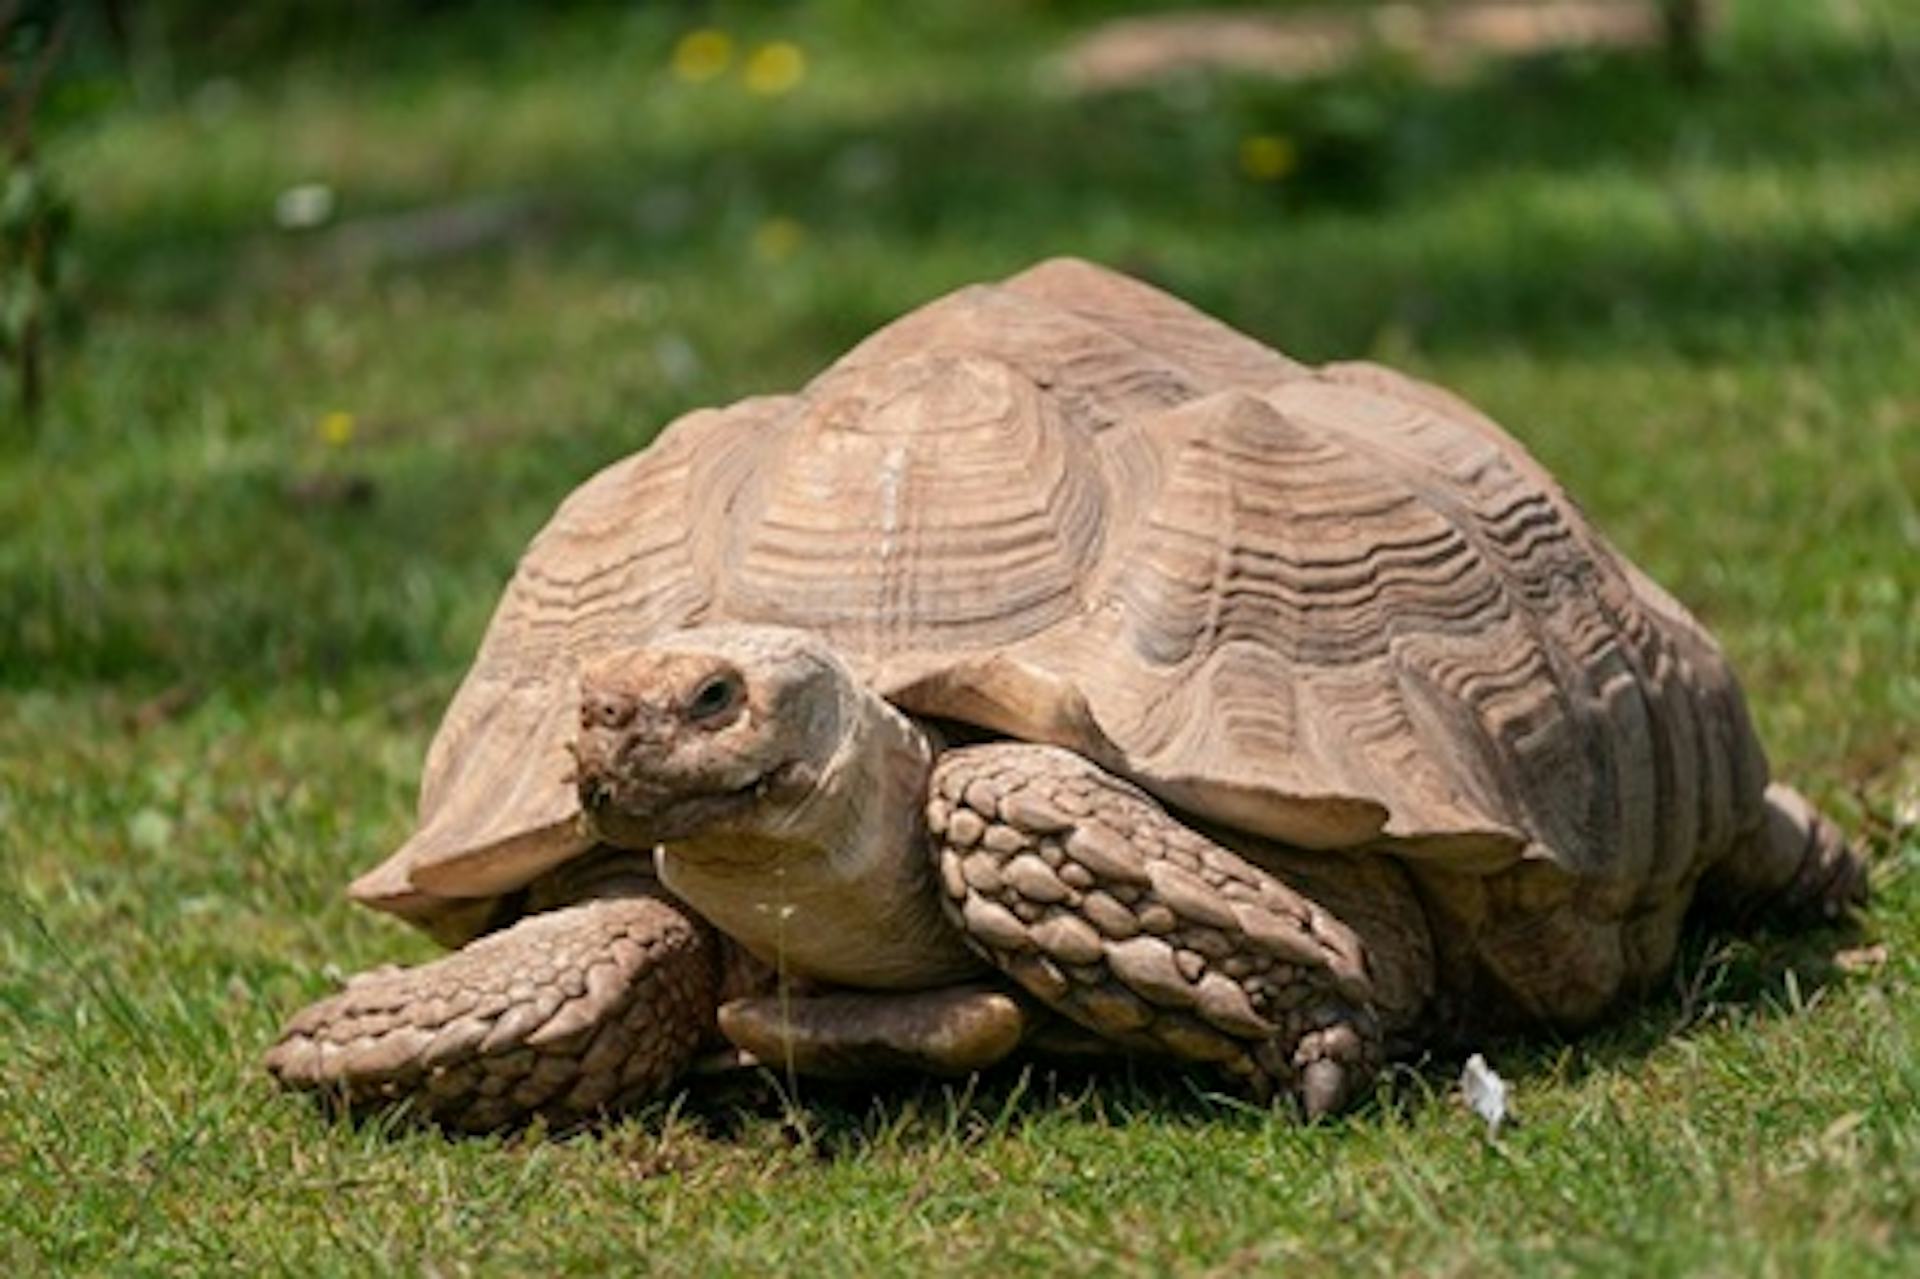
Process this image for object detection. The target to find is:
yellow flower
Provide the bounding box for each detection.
[743,41,806,96]
[1237,134,1298,183]
[752,217,805,263]
[318,410,355,447]
[672,28,734,83]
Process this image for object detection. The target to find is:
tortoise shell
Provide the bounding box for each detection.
[352,259,1766,949]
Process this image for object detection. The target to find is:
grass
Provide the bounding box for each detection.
[4,0,1919,1272]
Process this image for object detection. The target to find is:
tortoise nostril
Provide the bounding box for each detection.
[584,692,635,730]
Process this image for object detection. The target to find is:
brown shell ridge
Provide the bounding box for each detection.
[1352,357,1771,871]
[1579,550,1769,893]
[1314,372,1654,871]
[960,389,1510,852]
[379,399,786,903]
[821,283,1200,435]
[715,352,1113,661]
[825,259,1304,439]
[996,258,1308,398]
[1287,380,1670,874]
[1293,368,1765,884]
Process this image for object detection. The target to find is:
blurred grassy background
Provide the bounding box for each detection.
[2,1,1917,1272]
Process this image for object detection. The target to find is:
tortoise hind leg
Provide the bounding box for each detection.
[716,985,1030,1079]
[1699,783,1868,928]
[927,742,1395,1117]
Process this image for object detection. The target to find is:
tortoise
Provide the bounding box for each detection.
[266,258,1864,1130]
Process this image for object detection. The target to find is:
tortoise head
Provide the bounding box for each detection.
[571,625,856,851]
[574,623,979,988]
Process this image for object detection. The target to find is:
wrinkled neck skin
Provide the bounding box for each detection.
[655,684,984,990]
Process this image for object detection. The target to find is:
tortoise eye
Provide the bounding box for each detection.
[686,672,744,725]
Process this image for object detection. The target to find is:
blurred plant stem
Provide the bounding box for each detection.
[1,2,74,425]
[1663,0,1710,83]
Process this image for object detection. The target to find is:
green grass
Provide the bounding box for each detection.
[4,1,1919,1272]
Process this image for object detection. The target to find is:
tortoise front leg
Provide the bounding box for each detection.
[928,743,1386,1117]
[266,891,722,1131]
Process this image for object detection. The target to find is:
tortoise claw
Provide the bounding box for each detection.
[1299,1058,1349,1119]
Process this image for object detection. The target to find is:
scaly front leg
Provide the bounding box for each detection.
[266,890,723,1131]
[929,743,1387,1117]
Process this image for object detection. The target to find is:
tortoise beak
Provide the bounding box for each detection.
[569,705,675,846]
